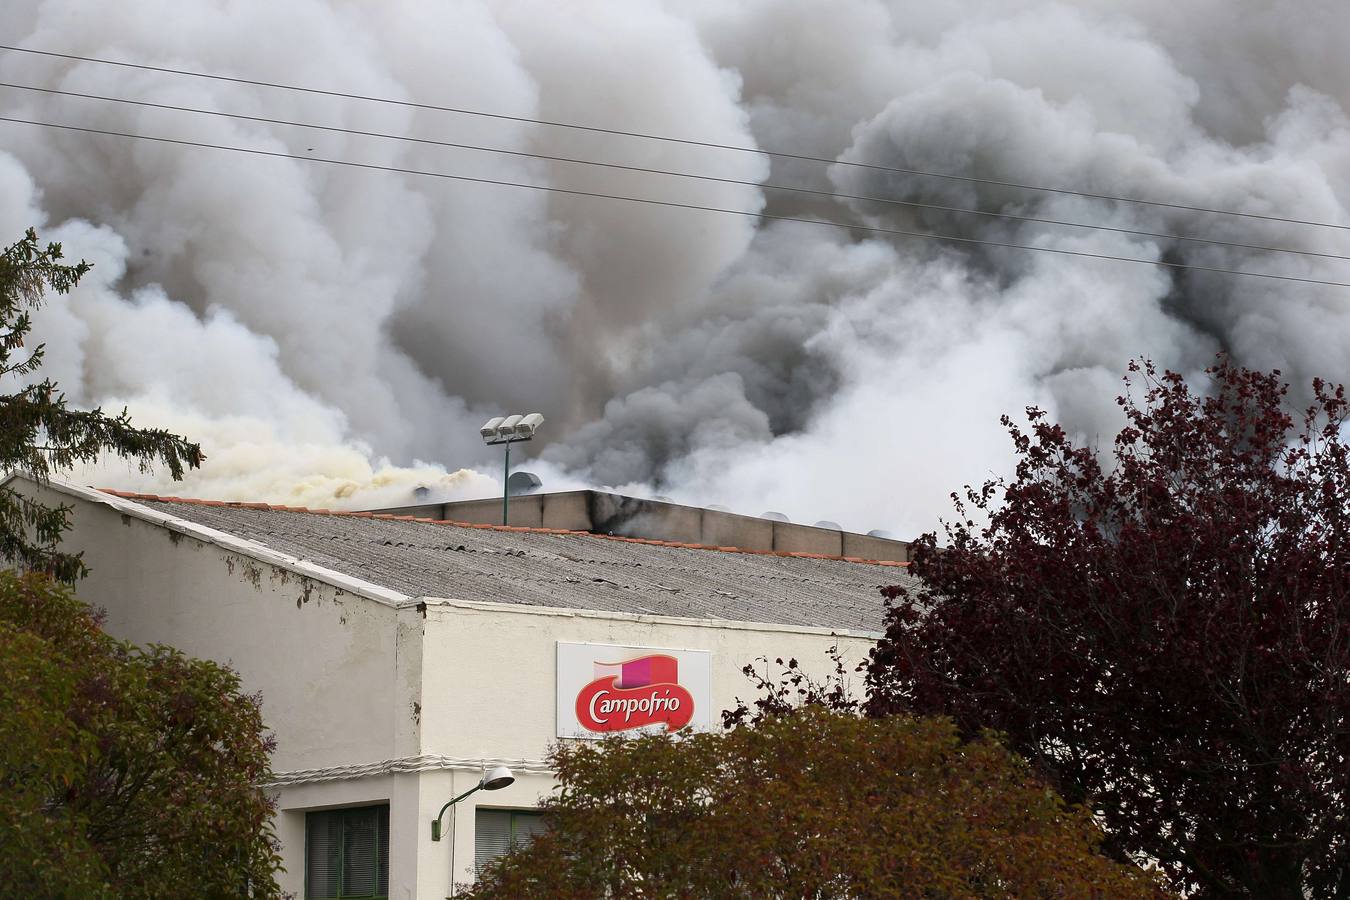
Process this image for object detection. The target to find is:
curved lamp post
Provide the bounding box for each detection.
[430,766,515,841]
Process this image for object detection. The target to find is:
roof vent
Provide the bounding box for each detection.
[413,485,431,501]
[707,504,730,512]
[507,471,543,496]
[813,520,841,530]
[760,511,790,522]
[867,529,895,539]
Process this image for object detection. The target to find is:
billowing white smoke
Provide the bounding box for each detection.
[2,0,1348,533]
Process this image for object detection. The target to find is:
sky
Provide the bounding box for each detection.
[3,0,1349,536]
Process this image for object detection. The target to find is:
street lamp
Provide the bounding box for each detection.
[431,766,515,842]
[480,413,544,525]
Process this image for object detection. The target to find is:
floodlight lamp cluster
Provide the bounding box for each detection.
[481,413,545,445]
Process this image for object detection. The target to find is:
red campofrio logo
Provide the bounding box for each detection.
[575,654,694,733]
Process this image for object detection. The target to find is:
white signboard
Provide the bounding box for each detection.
[557,642,712,739]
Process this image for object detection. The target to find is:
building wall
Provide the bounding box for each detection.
[40,487,415,774]
[25,484,423,898]
[29,484,881,899]
[417,599,877,892]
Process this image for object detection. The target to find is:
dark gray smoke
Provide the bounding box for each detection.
[3,0,1348,533]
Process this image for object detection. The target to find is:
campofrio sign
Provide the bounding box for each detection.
[556,642,711,739]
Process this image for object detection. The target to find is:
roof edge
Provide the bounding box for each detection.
[420,595,886,641]
[4,476,417,610]
[92,487,909,569]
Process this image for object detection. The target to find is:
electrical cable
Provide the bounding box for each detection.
[3,79,1346,263]
[5,43,1349,233]
[1,113,1346,289]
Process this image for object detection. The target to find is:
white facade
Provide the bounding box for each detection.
[26,480,881,899]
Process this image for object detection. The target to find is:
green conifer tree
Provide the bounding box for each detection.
[0,228,201,581]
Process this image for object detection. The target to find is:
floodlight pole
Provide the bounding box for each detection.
[486,436,530,526]
[481,414,543,527]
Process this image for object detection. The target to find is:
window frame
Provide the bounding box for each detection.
[474,807,548,877]
[304,803,390,900]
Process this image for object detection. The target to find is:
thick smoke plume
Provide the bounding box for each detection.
[3,0,1348,534]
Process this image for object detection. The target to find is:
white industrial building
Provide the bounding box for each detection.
[17,477,916,899]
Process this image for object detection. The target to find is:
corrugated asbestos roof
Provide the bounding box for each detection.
[111,492,916,633]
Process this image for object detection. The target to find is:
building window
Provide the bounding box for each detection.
[475,809,548,876]
[305,805,390,900]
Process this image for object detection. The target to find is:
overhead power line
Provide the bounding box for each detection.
[4,43,1349,233]
[3,79,1346,264]
[1,113,1346,289]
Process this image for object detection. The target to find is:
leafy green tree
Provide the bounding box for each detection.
[0,571,281,897]
[0,228,272,893]
[0,228,202,581]
[464,707,1165,899]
